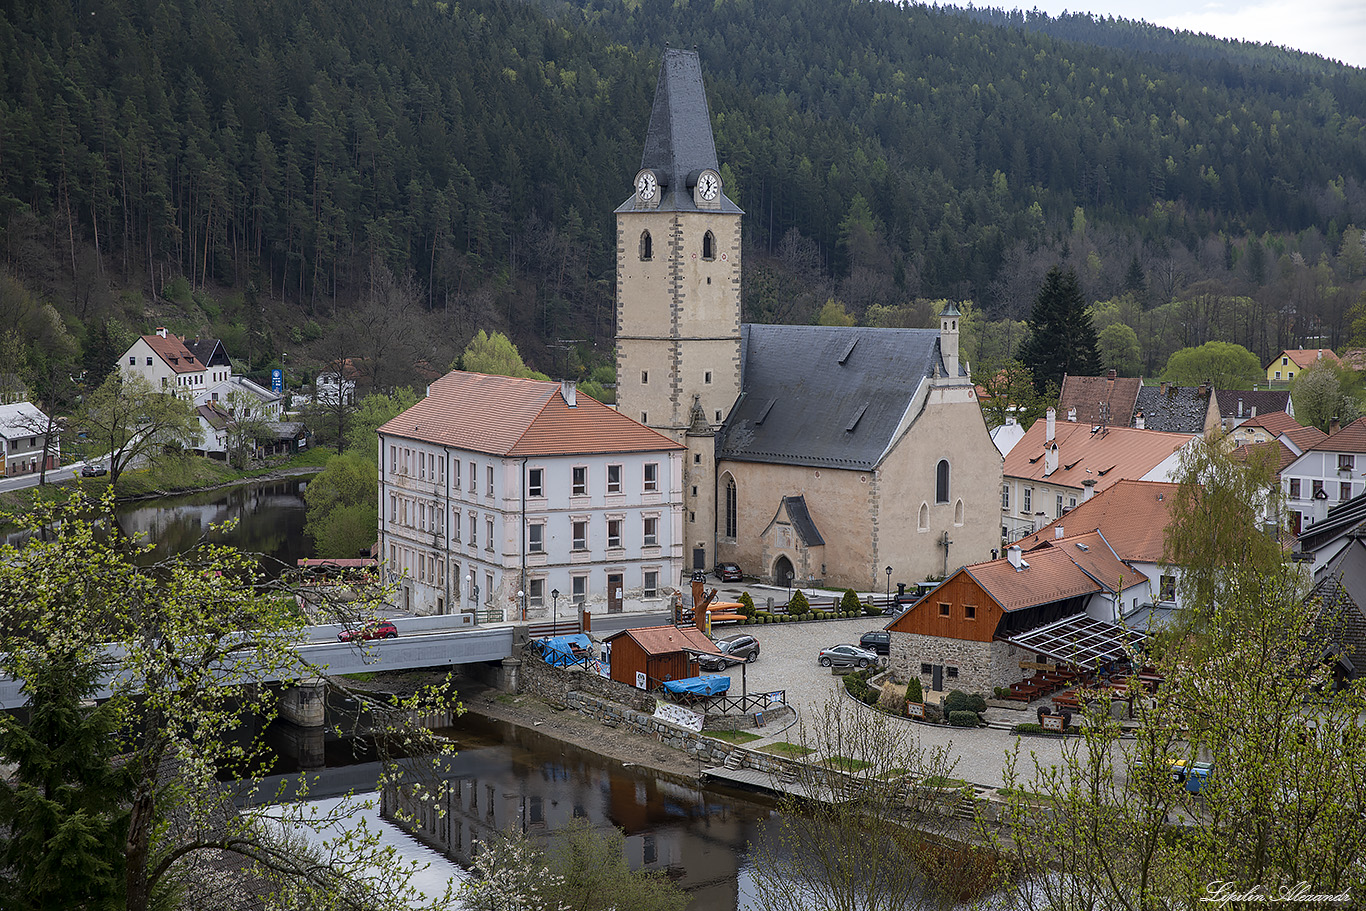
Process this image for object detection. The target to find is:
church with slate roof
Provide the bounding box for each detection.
[615,50,1002,591]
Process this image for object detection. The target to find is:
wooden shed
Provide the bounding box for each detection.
[604,625,719,689]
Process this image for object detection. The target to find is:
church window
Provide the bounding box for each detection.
[640,231,653,261]
[705,371,712,384]
[954,499,964,526]
[641,370,648,384]
[724,475,737,538]
[918,502,929,532]
[935,460,950,504]
[702,230,716,261]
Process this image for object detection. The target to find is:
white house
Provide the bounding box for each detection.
[1282,417,1366,535]
[1001,407,1196,542]
[119,328,216,395]
[0,401,59,476]
[316,359,359,406]
[377,371,686,620]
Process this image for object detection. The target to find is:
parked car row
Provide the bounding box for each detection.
[697,633,760,671]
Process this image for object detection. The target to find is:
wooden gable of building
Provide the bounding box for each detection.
[887,571,1003,643]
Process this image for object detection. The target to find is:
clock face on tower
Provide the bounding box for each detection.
[635,170,658,202]
[697,171,720,201]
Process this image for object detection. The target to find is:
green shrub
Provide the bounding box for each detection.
[993,686,1012,700]
[924,703,944,723]
[907,676,924,704]
[967,693,988,714]
[843,668,880,706]
[945,690,972,714]
[949,711,980,727]
[841,588,862,612]
[787,590,810,613]
[738,591,756,618]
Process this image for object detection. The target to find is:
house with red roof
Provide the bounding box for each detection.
[1001,407,1196,542]
[1265,349,1338,385]
[1282,417,1366,535]
[885,530,1148,694]
[377,371,685,620]
[603,625,719,689]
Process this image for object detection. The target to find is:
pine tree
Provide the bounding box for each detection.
[0,652,131,911]
[1018,266,1102,392]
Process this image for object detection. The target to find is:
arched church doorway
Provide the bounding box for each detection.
[773,555,794,588]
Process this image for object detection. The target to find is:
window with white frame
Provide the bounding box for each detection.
[607,464,622,494]
[572,520,588,551]
[486,465,493,495]
[469,513,477,547]
[528,522,545,553]
[453,459,461,488]
[1023,487,1032,513]
[528,578,545,608]
[1001,484,1009,509]
[528,467,544,498]
[644,462,659,492]
[451,508,461,542]
[643,570,659,599]
[469,461,477,493]
[485,517,494,552]
[1341,454,1356,471]
[572,466,588,496]
[643,516,659,546]
[607,519,622,549]
[572,575,587,605]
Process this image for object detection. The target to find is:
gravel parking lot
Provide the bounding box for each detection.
[700,614,1071,787]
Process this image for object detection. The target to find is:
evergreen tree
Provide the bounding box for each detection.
[1018,266,1102,392]
[0,651,131,911]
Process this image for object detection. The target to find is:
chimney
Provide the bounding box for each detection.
[1055,525,1065,539]
[561,380,577,407]
[1046,407,1056,442]
[1044,442,1059,476]
[1331,416,1341,435]
[1007,545,1024,570]
[1107,369,1117,379]
[1135,411,1145,430]
[1199,383,1208,398]
[1237,398,1244,418]
[1067,407,1077,423]
[1251,406,1257,418]
[156,327,167,338]
[1082,478,1098,501]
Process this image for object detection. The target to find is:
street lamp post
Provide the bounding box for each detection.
[885,565,893,609]
[517,589,526,621]
[551,588,560,634]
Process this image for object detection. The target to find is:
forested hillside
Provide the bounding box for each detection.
[2,0,1366,392]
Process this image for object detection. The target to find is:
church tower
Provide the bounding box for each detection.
[616,49,742,573]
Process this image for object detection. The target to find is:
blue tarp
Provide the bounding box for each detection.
[535,634,595,668]
[662,675,731,697]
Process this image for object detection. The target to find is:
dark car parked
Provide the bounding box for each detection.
[714,562,743,582]
[859,630,891,655]
[698,633,760,671]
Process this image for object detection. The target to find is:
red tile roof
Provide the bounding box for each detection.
[1231,440,1298,478]
[378,372,684,457]
[605,625,719,656]
[1309,416,1366,454]
[1057,374,1142,426]
[1282,424,1328,453]
[963,532,1141,613]
[1003,420,1193,493]
[142,333,204,374]
[1238,410,1302,436]
[1025,480,1179,563]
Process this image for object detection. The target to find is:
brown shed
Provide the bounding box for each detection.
[604,625,719,689]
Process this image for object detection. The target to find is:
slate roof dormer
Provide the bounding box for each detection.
[616,48,742,216]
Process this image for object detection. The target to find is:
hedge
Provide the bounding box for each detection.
[949,711,981,727]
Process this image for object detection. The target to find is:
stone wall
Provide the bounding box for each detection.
[888,631,997,696]
[518,650,656,713]
[564,692,734,765]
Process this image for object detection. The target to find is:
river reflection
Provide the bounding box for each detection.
[115,479,311,574]
[385,713,777,909]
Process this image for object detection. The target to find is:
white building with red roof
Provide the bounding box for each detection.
[1283,417,1366,534]
[377,371,685,620]
[1001,407,1196,542]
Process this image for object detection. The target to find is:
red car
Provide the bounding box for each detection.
[338,620,398,642]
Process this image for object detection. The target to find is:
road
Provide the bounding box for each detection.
[702,615,1072,788]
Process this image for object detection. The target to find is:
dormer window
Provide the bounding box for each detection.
[702,230,715,261]
[640,231,653,261]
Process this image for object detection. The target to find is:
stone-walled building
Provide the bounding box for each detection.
[614,49,1001,590]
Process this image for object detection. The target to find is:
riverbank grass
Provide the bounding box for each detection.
[759,741,815,759]
[822,754,872,773]
[706,730,762,745]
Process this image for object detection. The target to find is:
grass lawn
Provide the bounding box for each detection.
[707,729,763,745]
[759,741,815,759]
[822,754,873,773]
